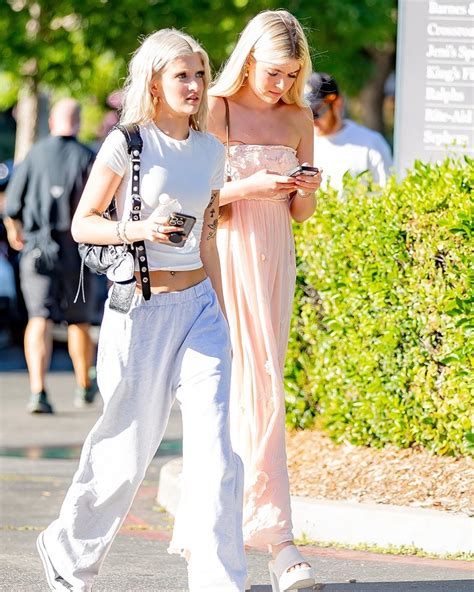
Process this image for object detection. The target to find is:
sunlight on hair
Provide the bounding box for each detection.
[210,10,312,107]
[121,28,211,131]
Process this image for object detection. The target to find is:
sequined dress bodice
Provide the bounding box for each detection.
[226,144,299,201]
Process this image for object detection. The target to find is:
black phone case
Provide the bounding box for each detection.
[287,165,319,177]
[167,213,197,248]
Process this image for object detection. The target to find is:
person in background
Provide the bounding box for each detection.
[4,99,97,413]
[0,159,19,344]
[307,72,393,191]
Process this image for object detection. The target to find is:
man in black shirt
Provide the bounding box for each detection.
[5,98,97,413]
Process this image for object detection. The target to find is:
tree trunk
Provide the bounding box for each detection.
[13,78,39,164]
[359,49,395,135]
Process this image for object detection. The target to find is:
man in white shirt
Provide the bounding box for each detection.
[306,72,393,191]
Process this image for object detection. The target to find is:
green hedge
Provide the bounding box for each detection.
[285,157,473,456]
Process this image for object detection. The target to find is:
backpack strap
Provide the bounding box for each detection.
[116,123,143,154]
[115,123,151,301]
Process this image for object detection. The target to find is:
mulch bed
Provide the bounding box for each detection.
[286,429,474,516]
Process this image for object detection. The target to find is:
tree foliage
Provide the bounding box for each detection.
[1,0,397,102]
[295,0,397,96]
[0,0,397,154]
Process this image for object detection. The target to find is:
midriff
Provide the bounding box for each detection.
[134,267,207,294]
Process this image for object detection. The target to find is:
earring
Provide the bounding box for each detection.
[153,95,159,107]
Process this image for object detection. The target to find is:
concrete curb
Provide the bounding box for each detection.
[157,458,474,556]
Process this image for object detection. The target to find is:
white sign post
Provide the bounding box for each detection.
[394,0,474,175]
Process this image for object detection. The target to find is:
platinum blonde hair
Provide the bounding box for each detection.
[210,10,311,107]
[120,29,211,131]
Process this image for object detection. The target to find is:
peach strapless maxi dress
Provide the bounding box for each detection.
[217,144,299,547]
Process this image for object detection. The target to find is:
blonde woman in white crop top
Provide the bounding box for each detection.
[74,59,226,304]
[37,29,246,592]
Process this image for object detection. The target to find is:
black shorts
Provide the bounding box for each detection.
[20,244,96,324]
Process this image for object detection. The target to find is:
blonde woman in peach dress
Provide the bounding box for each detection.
[209,10,322,592]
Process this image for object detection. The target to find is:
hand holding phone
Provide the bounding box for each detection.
[166,212,196,248]
[287,165,320,177]
[286,164,322,197]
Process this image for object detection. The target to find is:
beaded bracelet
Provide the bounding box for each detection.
[115,221,124,244]
[122,221,132,244]
[115,221,131,245]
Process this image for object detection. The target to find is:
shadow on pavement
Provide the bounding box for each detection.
[250,582,473,591]
[0,439,182,459]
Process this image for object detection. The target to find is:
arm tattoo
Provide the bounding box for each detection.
[207,190,218,209]
[206,218,218,241]
[206,190,219,240]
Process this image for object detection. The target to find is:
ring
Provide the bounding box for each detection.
[156,224,165,234]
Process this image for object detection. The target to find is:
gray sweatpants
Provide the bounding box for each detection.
[43,278,246,591]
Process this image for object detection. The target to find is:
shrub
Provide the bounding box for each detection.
[285,157,473,456]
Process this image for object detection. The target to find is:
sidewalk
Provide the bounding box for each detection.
[0,356,473,591]
[158,460,474,557]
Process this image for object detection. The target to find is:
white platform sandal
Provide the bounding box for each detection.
[268,545,315,591]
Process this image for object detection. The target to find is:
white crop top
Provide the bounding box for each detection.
[96,122,225,271]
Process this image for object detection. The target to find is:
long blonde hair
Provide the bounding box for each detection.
[210,10,311,106]
[121,29,211,131]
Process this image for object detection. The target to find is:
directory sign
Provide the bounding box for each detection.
[394,0,474,175]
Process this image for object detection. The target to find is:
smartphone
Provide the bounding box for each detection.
[166,212,197,248]
[287,165,319,177]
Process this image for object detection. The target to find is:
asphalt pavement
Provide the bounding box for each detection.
[0,343,472,591]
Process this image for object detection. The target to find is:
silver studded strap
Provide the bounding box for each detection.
[116,124,151,301]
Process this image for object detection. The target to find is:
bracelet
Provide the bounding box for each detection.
[115,220,131,245]
[297,189,314,198]
[122,220,132,244]
[115,221,124,244]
